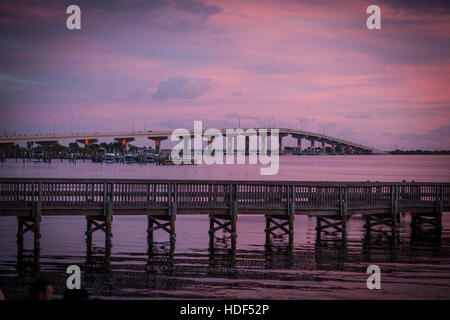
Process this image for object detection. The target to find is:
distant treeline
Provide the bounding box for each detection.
[0,141,138,154]
[389,150,450,155]
[0,141,140,159]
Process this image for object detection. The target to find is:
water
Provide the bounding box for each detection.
[0,155,449,299]
[1,155,449,182]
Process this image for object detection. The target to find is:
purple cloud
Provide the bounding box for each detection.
[151,76,211,99]
[174,0,222,16]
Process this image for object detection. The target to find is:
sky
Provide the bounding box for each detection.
[0,0,449,150]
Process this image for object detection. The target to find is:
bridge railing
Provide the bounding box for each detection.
[0,179,448,212]
[238,184,287,209]
[175,182,231,209]
[443,184,450,208]
[346,185,393,209]
[295,185,340,209]
[113,182,169,208]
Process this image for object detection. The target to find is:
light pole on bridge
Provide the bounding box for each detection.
[70,117,75,135]
[128,117,135,133]
[51,118,55,137]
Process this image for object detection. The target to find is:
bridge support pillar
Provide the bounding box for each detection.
[245,136,250,156]
[291,134,304,153]
[208,215,237,250]
[85,202,114,250]
[208,201,237,249]
[316,215,347,236]
[265,216,290,235]
[278,133,288,154]
[85,215,113,249]
[265,215,294,246]
[411,212,442,232]
[316,188,347,238]
[114,138,135,152]
[209,216,233,235]
[17,202,42,247]
[147,183,176,245]
[411,185,444,232]
[363,214,396,232]
[265,200,295,245]
[76,139,98,147]
[148,136,168,154]
[147,214,176,244]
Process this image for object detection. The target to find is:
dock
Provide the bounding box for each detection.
[0,178,448,254]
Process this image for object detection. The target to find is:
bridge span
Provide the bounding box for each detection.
[0,128,385,154]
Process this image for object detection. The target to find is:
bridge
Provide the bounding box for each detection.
[0,128,385,154]
[1,178,447,252]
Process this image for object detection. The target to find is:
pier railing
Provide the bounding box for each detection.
[0,179,448,216]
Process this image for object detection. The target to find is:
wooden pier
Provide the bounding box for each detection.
[0,178,448,252]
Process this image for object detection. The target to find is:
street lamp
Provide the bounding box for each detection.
[51,118,55,137]
[128,117,135,132]
[70,117,75,135]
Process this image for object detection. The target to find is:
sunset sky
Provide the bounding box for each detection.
[0,0,449,150]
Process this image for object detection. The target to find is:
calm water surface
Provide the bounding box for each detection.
[0,155,449,299]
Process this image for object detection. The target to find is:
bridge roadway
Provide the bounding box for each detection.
[0,128,385,154]
[0,179,447,247]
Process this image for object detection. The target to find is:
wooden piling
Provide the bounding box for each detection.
[288,197,295,246]
[86,216,92,245]
[104,202,113,247]
[17,216,23,243]
[147,215,154,244]
[105,214,112,247]
[32,201,41,245]
[316,215,346,235]
[316,216,321,232]
[231,201,237,240]
[340,186,347,234]
[170,208,176,242]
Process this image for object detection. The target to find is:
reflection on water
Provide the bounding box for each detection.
[1,215,450,299]
[0,156,450,299]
